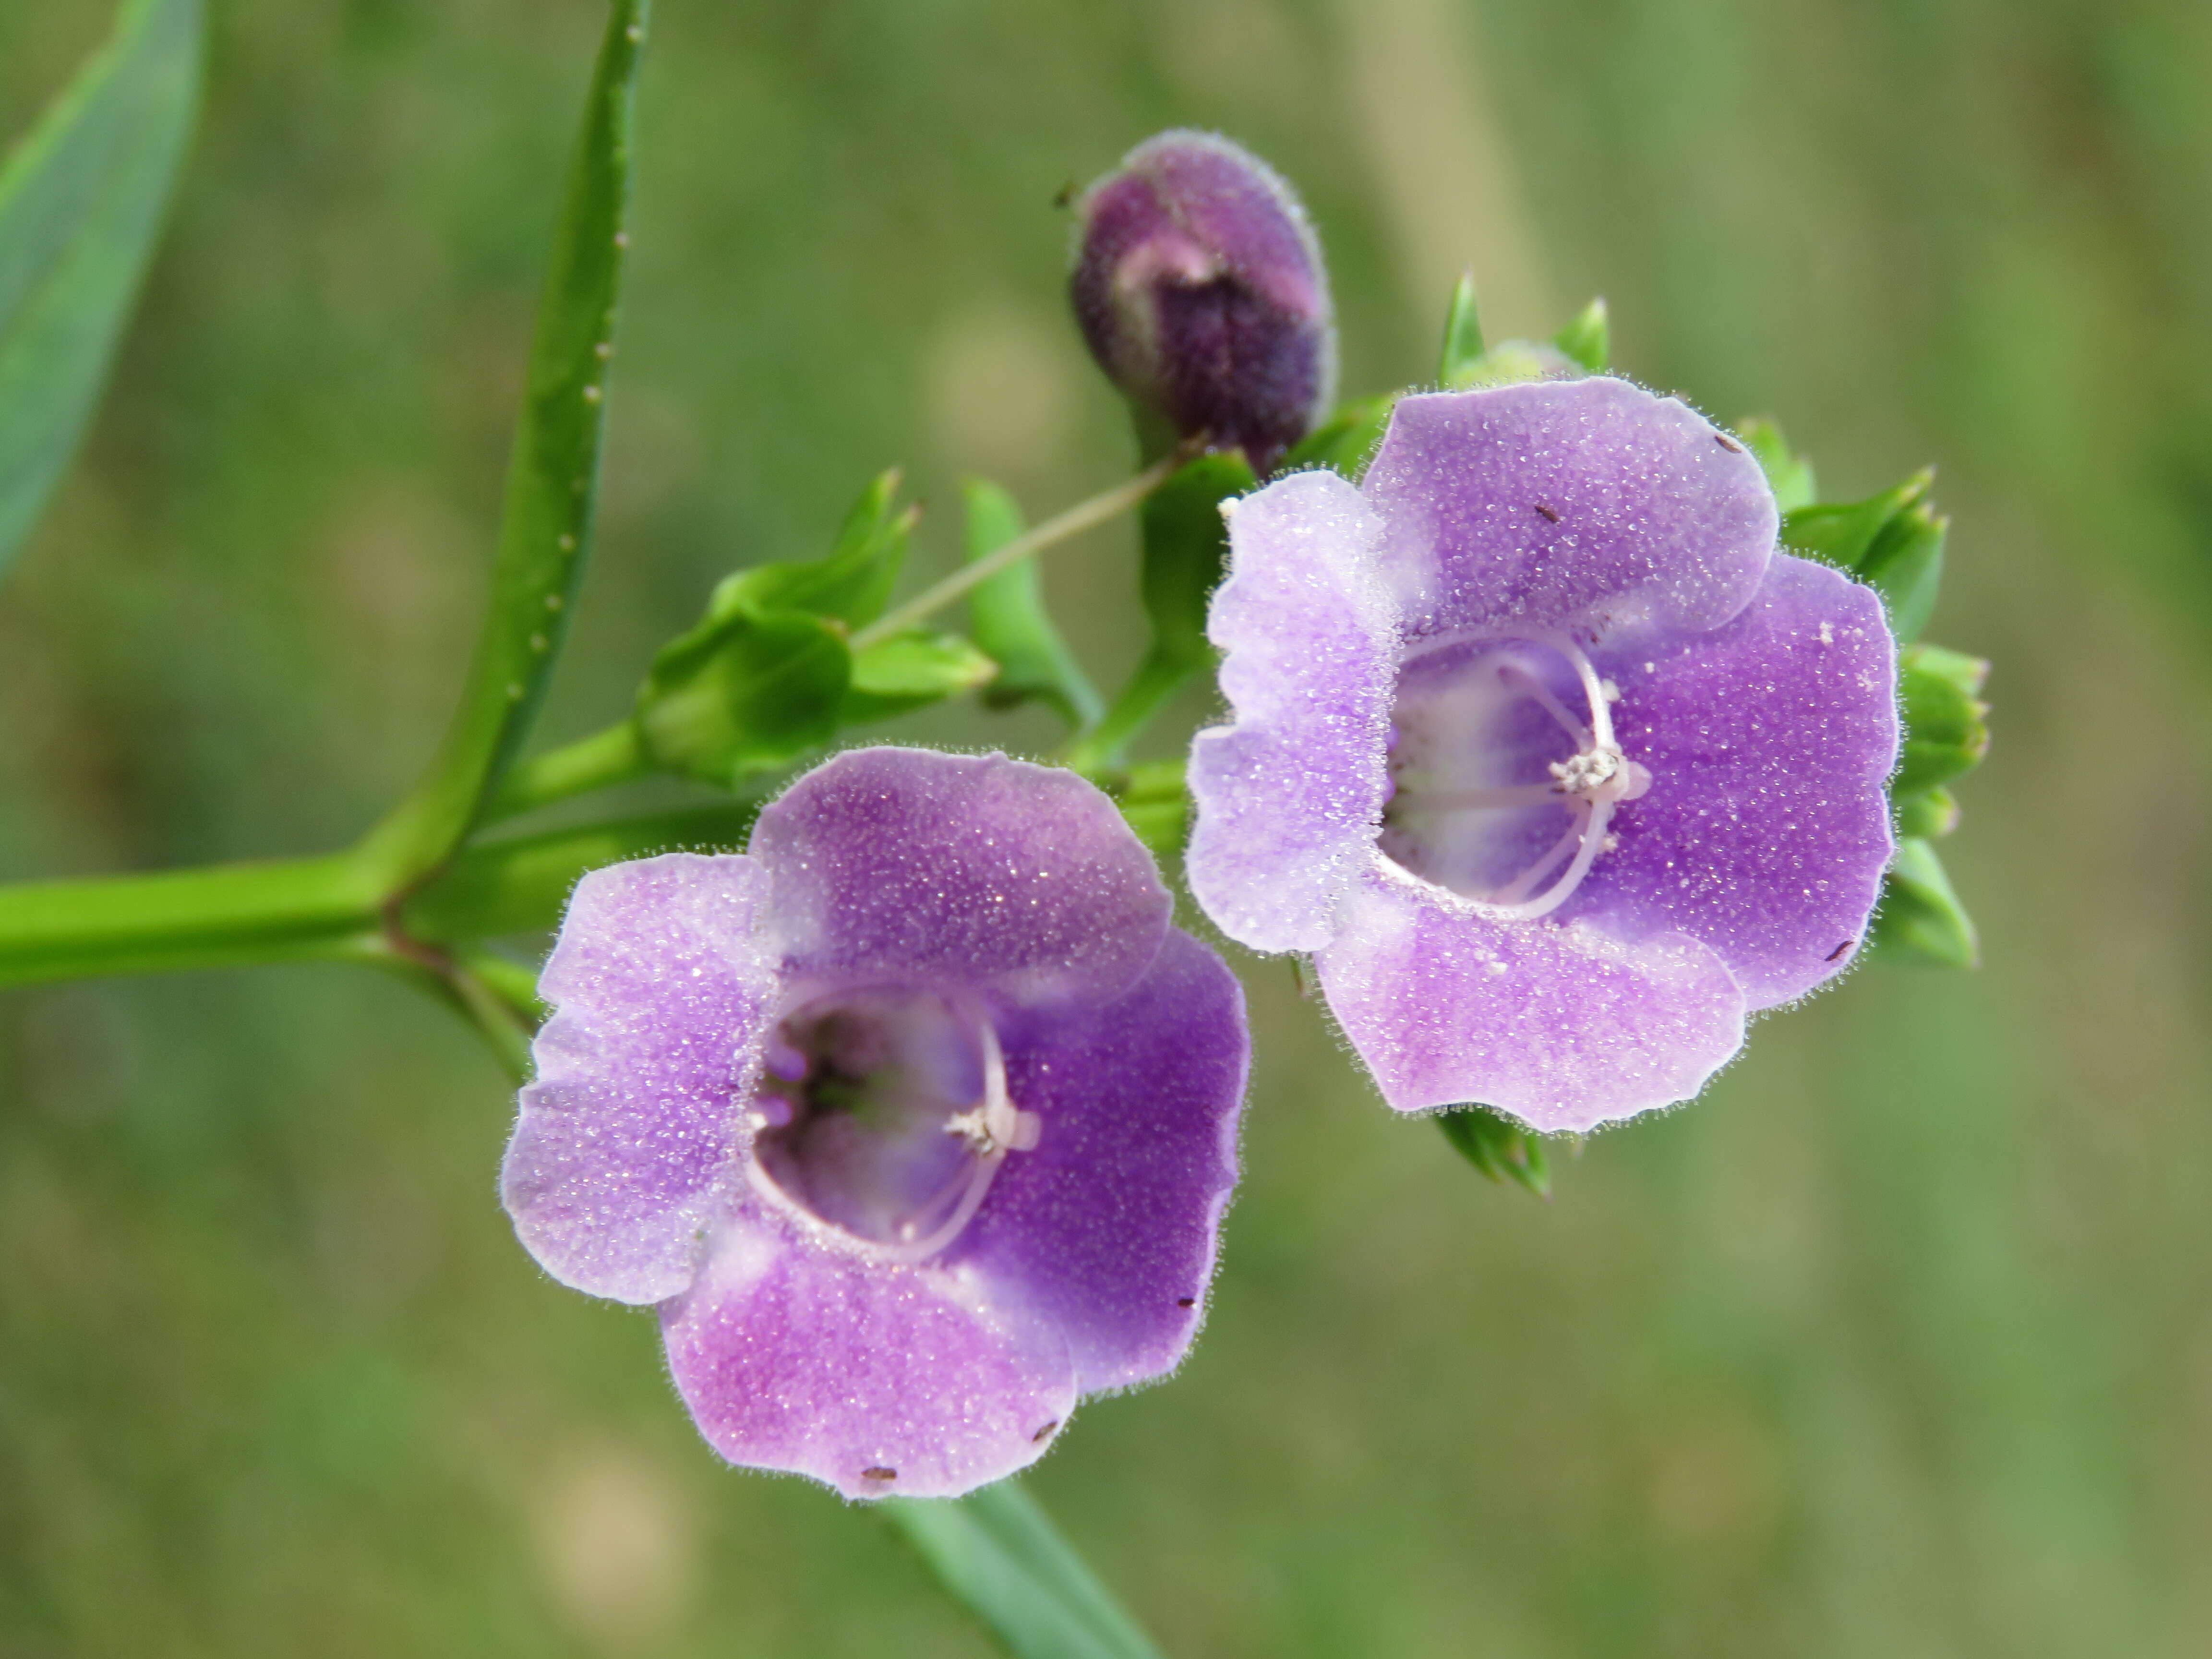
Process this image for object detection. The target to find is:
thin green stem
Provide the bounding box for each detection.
[851,451,1185,654]
[1062,649,1198,774]
[0,852,382,989]
[484,718,649,822]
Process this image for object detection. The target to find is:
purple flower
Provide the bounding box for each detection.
[502,747,1248,1499]
[1187,378,1898,1132]
[1070,130,1334,473]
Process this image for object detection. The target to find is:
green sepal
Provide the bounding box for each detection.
[1552,297,1609,373]
[713,468,915,628]
[840,628,998,724]
[1781,468,1945,641]
[962,480,1102,729]
[1892,784,1959,840]
[1141,452,1257,672]
[635,599,849,786]
[1277,393,1395,481]
[1733,417,1818,513]
[1436,1106,1552,1198]
[1438,273,1485,384]
[1867,838,1978,967]
[1109,759,1189,865]
[1894,642,1990,799]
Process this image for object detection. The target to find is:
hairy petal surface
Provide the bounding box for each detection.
[1189,469,1396,951]
[967,930,1248,1393]
[1365,379,1776,637]
[1581,554,1899,1005]
[503,854,777,1305]
[1314,868,1747,1132]
[662,1216,1075,1502]
[750,747,1171,1007]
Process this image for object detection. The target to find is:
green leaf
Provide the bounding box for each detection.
[636,599,848,786]
[1552,297,1609,373]
[1857,496,1948,643]
[1438,272,1485,384]
[884,1480,1166,1659]
[0,0,203,578]
[1277,393,1395,481]
[1781,469,1928,572]
[840,627,998,724]
[1436,1106,1552,1198]
[1893,784,1959,840]
[731,468,914,627]
[1733,417,1818,513]
[1868,837,1978,967]
[358,0,650,887]
[1066,451,1256,771]
[962,479,1102,728]
[1895,642,1990,799]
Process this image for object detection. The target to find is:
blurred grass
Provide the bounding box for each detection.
[2,0,2210,1655]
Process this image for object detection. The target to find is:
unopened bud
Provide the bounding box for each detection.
[1070,131,1334,474]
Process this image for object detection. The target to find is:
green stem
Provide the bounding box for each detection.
[1062,649,1198,774]
[851,450,1186,654]
[484,719,649,822]
[353,0,649,891]
[0,852,382,989]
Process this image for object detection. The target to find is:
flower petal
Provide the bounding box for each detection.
[1364,379,1776,638]
[1189,468,1397,951]
[503,854,777,1305]
[1582,553,1898,1007]
[750,747,1171,1006]
[964,929,1249,1394]
[661,1214,1076,1501]
[1314,867,1746,1131]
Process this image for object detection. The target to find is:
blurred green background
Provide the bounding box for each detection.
[3,0,2210,1653]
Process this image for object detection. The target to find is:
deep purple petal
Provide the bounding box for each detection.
[962,929,1248,1394]
[749,748,1171,1006]
[661,1213,1075,1501]
[1363,379,1776,638]
[1577,553,1898,1006]
[502,854,776,1305]
[1188,468,1397,951]
[1313,868,1746,1131]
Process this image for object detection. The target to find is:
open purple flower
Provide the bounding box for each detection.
[503,747,1248,1500]
[1188,377,1898,1132]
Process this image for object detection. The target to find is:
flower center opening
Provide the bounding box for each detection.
[1380,630,1651,920]
[746,985,1040,1262]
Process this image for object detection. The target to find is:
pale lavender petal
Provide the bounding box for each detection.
[1314,869,1746,1132]
[661,1214,1075,1502]
[750,747,1171,1007]
[1364,379,1776,637]
[1578,553,1898,1006]
[964,930,1248,1394]
[503,854,777,1305]
[1188,468,1397,951]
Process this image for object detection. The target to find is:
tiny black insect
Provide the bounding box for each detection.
[1032,1420,1060,1443]
[1714,432,1745,454]
[1052,180,1079,209]
[1825,939,1853,962]
[1176,1297,1197,1309]
[1533,503,1561,523]
[862,1466,898,1482]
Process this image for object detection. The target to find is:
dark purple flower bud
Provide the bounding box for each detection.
[501,747,1250,1500]
[1186,378,1900,1132]
[1070,130,1334,473]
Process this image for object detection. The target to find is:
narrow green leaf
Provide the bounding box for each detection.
[1780,469,1930,573]
[1277,393,1395,481]
[884,1481,1166,1659]
[1867,838,1978,967]
[733,468,914,626]
[840,627,998,723]
[1551,297,1609,373]
[1857,498,1947,642]
[635,601,848,786]
[1895,642,1990,799]
[1436,1106,1552,1198]
[359,0,650,887]
[963,479,1103,728]
[1733,417,1818,513]
[1438,272,1485,385]
[0,0,203,577]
